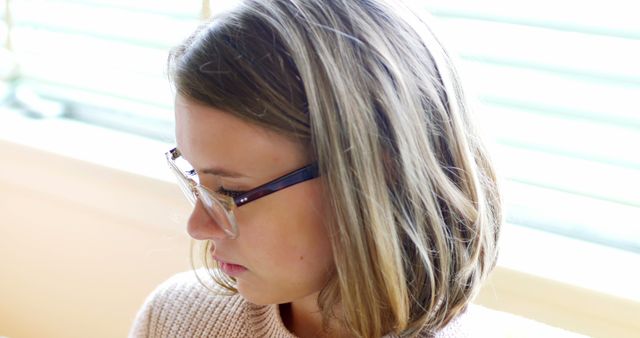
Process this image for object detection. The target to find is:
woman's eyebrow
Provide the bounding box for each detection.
[199,166,247,178]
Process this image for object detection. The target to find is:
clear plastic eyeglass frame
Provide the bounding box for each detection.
[165,147,319,239]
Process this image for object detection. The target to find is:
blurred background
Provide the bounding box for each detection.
[0,0,638,337]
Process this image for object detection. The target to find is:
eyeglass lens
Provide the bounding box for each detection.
[169,162,238,238]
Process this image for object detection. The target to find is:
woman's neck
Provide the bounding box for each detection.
[279,293,351,338]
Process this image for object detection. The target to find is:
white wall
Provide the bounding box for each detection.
[0,140,192,338]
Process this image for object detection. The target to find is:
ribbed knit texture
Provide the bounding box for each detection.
[129,270,587,338]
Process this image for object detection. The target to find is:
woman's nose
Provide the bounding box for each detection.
[186,200,228,240]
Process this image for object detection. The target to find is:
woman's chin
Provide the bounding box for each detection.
[235,282,278,305]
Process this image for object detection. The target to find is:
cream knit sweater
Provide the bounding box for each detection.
[129,270,585,338]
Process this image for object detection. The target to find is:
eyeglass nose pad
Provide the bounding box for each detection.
[203,204,238,239]
[187,199,230,240]
[222,213,238,239]
[195,188,238,239]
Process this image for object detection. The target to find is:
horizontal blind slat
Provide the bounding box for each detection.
[50,0,202,18]
[13,29,171,77]
[437,18,640,85]
[13,0,200,48]
[462,61,640,128]
[480,105,640,170]
[494,144,640,208]
[425,0,640,38]
[16,63,173,109]
[505,181,640,252]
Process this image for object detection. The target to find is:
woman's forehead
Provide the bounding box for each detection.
[174,96,309,180]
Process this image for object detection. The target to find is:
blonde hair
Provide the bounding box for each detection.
[169,0,502,337]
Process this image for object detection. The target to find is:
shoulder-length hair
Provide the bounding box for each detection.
[169,0,502,337]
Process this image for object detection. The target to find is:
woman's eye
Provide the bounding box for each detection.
[216,187,247,198]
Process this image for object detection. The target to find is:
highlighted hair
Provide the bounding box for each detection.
[170,1,502,336]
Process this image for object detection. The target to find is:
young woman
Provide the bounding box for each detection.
[130,0,502,337]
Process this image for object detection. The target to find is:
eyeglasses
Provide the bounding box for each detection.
[165,147,319,238]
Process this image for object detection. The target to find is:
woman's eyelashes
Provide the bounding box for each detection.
[216,187,248,198]
[190,169,247,197]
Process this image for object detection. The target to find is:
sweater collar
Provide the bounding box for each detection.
[246,302,298,337]
[243,302,419,338]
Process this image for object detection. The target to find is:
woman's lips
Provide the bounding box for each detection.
[214,257,247,277]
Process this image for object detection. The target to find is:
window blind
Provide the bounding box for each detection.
[4,0,209,139]
[1,0,638,252]
[422,0,640,252]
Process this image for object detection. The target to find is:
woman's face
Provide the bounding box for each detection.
[175,95,334,305]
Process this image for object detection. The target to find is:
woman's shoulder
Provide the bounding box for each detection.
[128,269,254,338]
[433,304,588,338]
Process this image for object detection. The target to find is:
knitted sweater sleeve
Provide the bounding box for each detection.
[128,271,252,338]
